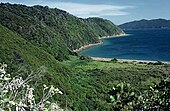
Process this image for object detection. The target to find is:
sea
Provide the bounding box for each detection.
[79,29,170,62]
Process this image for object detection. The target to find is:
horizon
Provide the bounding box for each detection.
[0,0,170,25]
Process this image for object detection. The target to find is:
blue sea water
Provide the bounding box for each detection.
[79,29,170,62]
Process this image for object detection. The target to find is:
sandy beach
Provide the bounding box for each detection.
[73,33,126,52]
[99,33,127,39]
[91,57,170,64]
[73,40,103,52]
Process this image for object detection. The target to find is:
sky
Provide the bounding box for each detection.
[0,0,170,25]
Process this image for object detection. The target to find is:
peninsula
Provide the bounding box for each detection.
[119,18,170,30]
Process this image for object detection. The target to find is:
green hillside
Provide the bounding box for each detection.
[0,23,74,104]
[0,3,124,61]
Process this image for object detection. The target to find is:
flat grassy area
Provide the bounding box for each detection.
[62,56,170,110]
[64,56,170,89]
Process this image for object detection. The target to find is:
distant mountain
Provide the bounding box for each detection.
[119,19,170,30]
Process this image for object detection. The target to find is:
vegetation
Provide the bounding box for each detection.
[108,80,170,110]
[0,63,64,111]
[0,3,124,61]
[1,54,169,110]
[0,3,169,111]
[62,56,170,110]
[0,23,169,110]
[0,23,76,110]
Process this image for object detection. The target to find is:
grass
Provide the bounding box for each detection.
[61,56,170,110]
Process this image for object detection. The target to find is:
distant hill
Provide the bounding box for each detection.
[0,3,124,61]
[119,19,170,30]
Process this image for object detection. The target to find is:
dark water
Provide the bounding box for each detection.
[79,29,170,62]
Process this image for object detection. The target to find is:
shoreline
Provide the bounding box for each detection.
[91,57,170,64]
[73,40,103,52]
[73,33,170,64]
[99,33,127,39]
[73,33,126,52]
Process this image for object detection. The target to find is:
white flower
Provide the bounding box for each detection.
[3,90,8,93]
[18,101,27,107]
[54,88,59,92]
[45,101,51,104]
[28,88,34,101]
[26,85,30,89]
[0,63,7,74]
[57,90,63,95]
[0,62,64,110]
[0,74,4,78]
[4,77,11,81]
[0,68,6,74]
[49,103,63,111]
[43,84,47,87]
[9,101,15,105]
[38,103,45,109]
[3,64,7,68]
[54,88,63,95]
[49,85,55,94]
[0,108,5,111]
[43,84,49,90]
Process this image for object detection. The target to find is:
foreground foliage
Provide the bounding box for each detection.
[62,56,170,110]
[0,63,63,111]
[109,81,170,110]
[1,59,169,110]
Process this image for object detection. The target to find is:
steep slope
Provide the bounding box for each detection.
[119,19,170,30]
[0,3,124,61]
[0,22,72,94]
[85,17,124,37]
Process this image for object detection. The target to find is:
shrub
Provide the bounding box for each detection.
[0,63,63,111]
[79,56,91,60]
[147,61,163,65]
[108,80,170,110]
[111,58,118,62]
[108,82,137,110]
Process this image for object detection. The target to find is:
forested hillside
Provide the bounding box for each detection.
[0,3,124,61]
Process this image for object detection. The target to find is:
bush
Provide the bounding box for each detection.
[108,80,170,110]
[111,58,118,62]
[79,56,91,60]
[108,82,137,110]
[0,63,63,111]
[147,61,163,65]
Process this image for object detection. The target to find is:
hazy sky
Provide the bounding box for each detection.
[1,0,169,25]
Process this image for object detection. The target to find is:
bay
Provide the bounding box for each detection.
[79,29,170,62]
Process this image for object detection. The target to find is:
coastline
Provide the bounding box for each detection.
[99,33,127,39]
[73,33,126,52]
[73,33,170,64]
[73,40,103,52]
[91,57,170,64]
